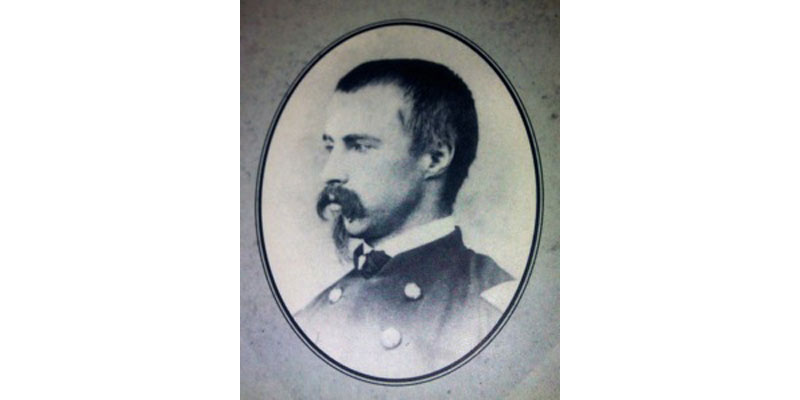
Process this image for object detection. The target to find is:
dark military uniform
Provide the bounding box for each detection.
[293,228,513,378]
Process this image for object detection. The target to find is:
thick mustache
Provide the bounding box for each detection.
[316,185,366,221]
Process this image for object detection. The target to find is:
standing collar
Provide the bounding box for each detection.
[354,216,456,257]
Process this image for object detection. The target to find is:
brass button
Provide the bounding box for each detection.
[404,282,422,300]
[380,327,402,350]
[328,287,342,303]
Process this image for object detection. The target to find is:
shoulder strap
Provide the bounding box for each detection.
[480,280,519,311]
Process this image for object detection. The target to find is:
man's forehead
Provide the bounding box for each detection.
[324,84,411,136]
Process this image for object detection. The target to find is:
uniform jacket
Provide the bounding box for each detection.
[293,228,513,378]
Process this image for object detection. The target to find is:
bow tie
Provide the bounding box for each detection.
[353,244,391,279]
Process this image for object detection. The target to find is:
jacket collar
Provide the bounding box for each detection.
[368,227,466,279]
[352,216,456,257]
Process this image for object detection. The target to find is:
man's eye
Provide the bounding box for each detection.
[324,144,333,152]
[351,142,371,152]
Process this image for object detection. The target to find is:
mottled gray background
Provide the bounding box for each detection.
[241,1,559,398]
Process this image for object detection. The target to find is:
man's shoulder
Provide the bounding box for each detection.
[425,228,514,290]
[292,270,355,324]
[465,249,514,290]
[391,228,516,309]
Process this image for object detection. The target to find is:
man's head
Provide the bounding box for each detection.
[316,59,478,254]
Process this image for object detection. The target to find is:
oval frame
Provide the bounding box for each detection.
[255,19,544,386]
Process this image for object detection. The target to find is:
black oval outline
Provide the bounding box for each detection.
[254,19,544,386]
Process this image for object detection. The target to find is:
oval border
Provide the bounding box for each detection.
[254,19,545,386]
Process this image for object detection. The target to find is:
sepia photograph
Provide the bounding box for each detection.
[256,21,542,383]
[11,0,800,398]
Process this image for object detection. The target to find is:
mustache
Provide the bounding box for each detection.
[315,185,366,221]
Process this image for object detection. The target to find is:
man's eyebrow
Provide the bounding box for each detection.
[322,134,333,141]
[342,134,381,144]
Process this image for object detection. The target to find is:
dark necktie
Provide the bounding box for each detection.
[353,244,391,279]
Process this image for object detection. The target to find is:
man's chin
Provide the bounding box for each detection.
[342,216,369,238]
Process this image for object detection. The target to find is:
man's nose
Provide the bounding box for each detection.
[320,151,348,185]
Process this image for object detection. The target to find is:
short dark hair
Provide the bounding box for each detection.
[335,59,478,213]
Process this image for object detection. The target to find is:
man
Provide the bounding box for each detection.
[294,59,515,378]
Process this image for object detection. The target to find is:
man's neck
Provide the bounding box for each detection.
[365,215,456,257]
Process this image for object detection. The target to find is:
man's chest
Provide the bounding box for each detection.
[299,271,492,378]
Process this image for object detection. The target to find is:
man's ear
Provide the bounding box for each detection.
[422,137,454,179]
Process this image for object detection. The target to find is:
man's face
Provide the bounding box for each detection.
[319,84,426,240]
